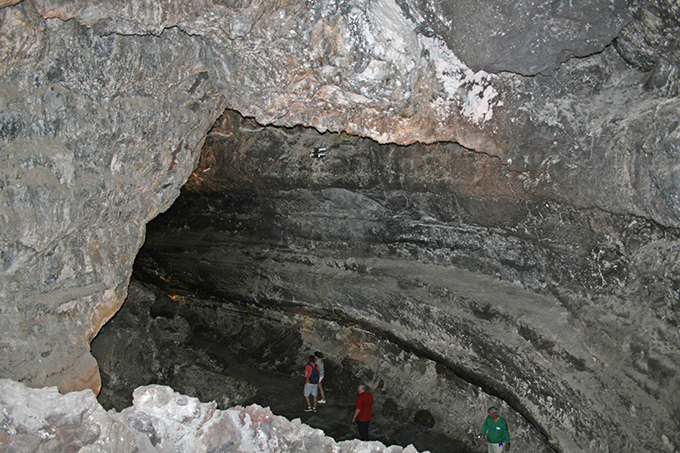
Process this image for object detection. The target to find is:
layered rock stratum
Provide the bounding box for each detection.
[133,111,680,452]
[1,0,679,452]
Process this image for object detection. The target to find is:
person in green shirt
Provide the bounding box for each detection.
[477,406,511,452]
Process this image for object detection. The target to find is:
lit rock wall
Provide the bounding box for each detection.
[17,0,680,228]
[0,2,226,393]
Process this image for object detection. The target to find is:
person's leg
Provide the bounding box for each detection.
[303,384,313,411]
[357,421,369,440]
[318,378,326,401]
[312,384,318,410]
[487,442,503,453]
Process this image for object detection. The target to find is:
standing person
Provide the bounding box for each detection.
[303,355,320,412]
[314,351,327,403]
[352,384,374,440]
[477,406,511,452]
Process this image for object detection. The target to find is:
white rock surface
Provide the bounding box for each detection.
[0,379,423,453]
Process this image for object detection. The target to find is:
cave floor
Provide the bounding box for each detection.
[191,334,468,453]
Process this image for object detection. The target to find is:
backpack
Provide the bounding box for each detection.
[309,364,320,384]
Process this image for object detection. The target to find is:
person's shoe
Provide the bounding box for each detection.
[313,407,317,412]
[318,399,326,404]
[304,407,313,412]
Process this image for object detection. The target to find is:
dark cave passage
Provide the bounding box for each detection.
[92,280,470,453]
[91,114,570,451]
[90,111,679,453]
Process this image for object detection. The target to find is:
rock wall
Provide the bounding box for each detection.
[92,281,497,452]
[134,113,680,452]
[91,282,256,412]
[0,0,679,452]
[0,1,226,392]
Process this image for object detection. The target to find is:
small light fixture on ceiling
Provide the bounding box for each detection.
[310,147,327,158]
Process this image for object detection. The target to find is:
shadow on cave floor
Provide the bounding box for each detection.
[191,333,468,453]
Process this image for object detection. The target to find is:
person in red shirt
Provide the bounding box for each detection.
[352,384,374,440]
[303,355,320,412]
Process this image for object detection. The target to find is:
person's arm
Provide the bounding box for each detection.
[503,423,511,450]
[352,396,362,422]
[476,418,489,439]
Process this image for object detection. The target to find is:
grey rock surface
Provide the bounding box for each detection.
[615,0,680,71]
[91,282,256,412]
[19,0,680,227]
[0,1,225,392]
[400,0,633,75]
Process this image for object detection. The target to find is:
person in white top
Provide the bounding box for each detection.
[314,351,327,403]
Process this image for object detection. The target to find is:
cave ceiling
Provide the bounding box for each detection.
[1,0,680,452]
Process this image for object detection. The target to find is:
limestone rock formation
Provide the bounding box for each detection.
[0,0,679,452]
[0,378,420,452]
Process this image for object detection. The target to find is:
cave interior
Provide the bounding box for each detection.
[1,0,680,452]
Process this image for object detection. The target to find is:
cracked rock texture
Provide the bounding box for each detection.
[0,0,679,452]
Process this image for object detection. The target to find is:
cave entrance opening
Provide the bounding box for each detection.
[92,110,554,452]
